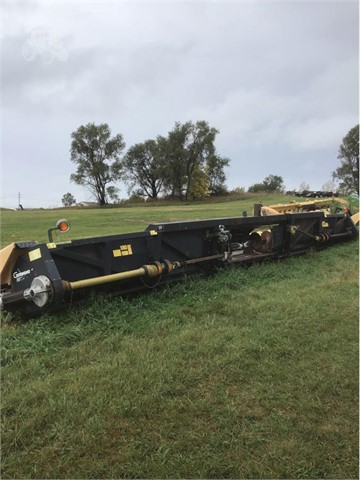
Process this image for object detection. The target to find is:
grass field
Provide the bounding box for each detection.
[1,196,359,479]
[0,193,328,248]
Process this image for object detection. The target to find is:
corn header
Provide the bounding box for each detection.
[1,200,358,317]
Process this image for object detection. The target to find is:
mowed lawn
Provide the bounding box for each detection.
[1,197,359,479]
[1,193,311,248]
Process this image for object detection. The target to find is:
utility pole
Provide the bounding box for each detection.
[18,192,23,210]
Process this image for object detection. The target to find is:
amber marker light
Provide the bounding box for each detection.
[56,219,70,233]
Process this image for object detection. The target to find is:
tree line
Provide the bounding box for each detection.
[63,123,359,206]
[67,120,229,206]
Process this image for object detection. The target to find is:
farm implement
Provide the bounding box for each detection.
[0,200,358,316]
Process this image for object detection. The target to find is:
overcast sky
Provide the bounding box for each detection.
[1,0,359,208]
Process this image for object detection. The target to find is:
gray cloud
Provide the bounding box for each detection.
[1,1,358,208]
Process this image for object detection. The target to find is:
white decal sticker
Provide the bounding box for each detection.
[13,269,32,282]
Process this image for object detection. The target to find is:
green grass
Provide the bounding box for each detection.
[1,193,312,248]
[1,197,359,478]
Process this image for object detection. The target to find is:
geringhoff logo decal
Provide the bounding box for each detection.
[13,269,32,282]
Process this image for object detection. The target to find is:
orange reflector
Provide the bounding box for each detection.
[56,219,70,233]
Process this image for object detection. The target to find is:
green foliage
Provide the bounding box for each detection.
[123,139,165,198]
[128,191,146,203]
[248,174,285,193]
[162,121,228,200]
[346,195,360,215]
[188,165,209,199]
[206,153,229,195]
[333,124,359,195]
[263,174,284,192]
[229,186,246,195]
[68,120,229,202]
[61,192,76,207]
[248,182,266,193]
[106,185,120,203]
[70,123,125,205]
[158,129,186,199]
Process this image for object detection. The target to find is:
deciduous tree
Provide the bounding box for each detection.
[61,192,76,207]
[70,123,125,205]
[298,181,310,193]
[333,124,359,195]
[123,139,165,199]
[263,174,285,192]
[206,154,229,196]
[248,174,285,193]
[188,165,209,200]
[163,121,228,200]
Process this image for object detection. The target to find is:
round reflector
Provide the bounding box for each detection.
[56,219,70,233]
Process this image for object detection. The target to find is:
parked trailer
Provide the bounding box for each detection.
[0,207,358,316]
